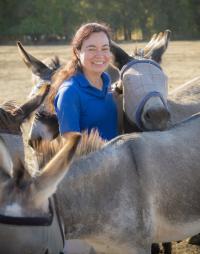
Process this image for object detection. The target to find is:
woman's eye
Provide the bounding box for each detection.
[88,48,96,52]
[102,48,109,52]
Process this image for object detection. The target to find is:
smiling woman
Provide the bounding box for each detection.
[48,23,118,141]
[78,31,111,88]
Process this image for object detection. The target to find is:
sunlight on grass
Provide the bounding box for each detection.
[0,41,200,103]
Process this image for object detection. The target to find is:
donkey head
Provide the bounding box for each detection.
[0,133,80,217]
[110,30,171,131]
[17,42,61,147]
[0,85,49,216]
[17,42,61,146]
[0,85,80,217]
[0,120,80,254]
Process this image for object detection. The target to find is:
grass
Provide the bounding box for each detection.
[0,41,200,103]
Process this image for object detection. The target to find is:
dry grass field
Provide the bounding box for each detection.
[0,41,200,253]
[0,41,200,103]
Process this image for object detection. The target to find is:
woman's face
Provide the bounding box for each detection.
[78,32,111,75]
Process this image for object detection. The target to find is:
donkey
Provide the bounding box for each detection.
[33,112,200,254]
[16,30,171,145]
[168,76,200,124]
[0,84,81,253]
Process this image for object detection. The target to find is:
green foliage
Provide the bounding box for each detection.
[0,0,199,42]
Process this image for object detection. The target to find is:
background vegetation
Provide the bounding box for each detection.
[0,0,200,44]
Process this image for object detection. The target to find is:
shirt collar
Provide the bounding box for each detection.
[73,71,110,98]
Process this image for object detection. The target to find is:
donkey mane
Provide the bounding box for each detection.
[0,101,21,132]
[134,30,171,63]
[34,129,106,168]
[43,56,61,72]
[1,101,19,111]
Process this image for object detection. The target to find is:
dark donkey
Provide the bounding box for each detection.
[34,112,200,254]
[0,84,80,253]
[16,30,171,146]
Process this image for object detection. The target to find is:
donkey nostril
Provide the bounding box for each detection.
[145,112,151,121]
[145,108,170,122]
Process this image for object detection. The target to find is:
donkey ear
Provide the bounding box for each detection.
[110,40,133,70]
[32,133,81,206]
[17,41,53,80]
[0,137,13,178]
[143,30,171,63]
[13,84,50,122]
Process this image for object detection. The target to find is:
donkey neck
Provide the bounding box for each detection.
[35,130,105,169]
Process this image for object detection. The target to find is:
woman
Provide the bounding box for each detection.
[49,23,118,141]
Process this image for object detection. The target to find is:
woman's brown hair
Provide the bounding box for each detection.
[48,22,111,112]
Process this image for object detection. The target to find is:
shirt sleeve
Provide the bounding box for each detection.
[54,83,81,134]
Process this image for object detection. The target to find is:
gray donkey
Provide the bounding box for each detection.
[0,85,81,253]
[34,112,200,254]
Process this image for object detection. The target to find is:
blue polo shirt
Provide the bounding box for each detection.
[54,71,118,140]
